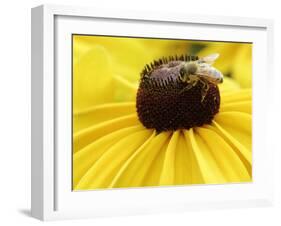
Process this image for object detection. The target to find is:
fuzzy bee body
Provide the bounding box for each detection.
[179,53,223,102]
[179,53,223,84]
[140,53,223,102]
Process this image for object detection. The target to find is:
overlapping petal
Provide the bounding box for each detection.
[73,88,252,190]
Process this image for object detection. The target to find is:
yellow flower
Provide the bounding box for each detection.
[73,36,252,190]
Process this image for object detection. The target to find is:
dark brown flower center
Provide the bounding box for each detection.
[136,55,220,133]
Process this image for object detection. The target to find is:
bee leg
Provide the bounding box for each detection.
[192,78,199,87]
[179,82,194,94]
[188,75,199,87]
[200,81,209,102]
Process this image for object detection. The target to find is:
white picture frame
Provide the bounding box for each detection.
[31,4,274,221]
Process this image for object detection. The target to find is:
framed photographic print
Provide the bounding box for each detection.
[31,4,274,221]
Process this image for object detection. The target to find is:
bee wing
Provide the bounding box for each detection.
[200,53,219,65]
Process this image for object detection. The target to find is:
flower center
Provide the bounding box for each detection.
[136,55,220,133]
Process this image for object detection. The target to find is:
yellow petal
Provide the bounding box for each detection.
[174,132,192,184]
[109,131,171,188]
[113,75,137,102]
[212,111,252,174]
[206,122,252,175]
[221,89,252,104]
[182,131,205,184]
[220,101,251,114]
[218,77,241,93]
[73,36,94,66]
[142,134,172,187]
[73,125,144,187]
[232,45,252,88]
[75,129,153,189]
[184,129,226,183]
[73,114,140,152]
[159,131,180,185]
[73,46,114,111]
[214,112,252,151]
[74,36,151,82]
[73,102,136,133]
[195,127,251,181]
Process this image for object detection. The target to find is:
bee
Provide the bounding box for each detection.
[179,53,223,102]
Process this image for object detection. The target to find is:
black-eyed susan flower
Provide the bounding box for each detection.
[73,35,252,190]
